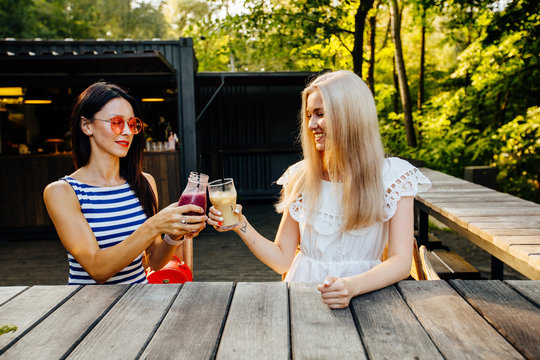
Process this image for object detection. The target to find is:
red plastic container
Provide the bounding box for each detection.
[146,256,193,284]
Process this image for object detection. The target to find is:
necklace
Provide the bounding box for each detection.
[91,179,126,187]
[75,176,126,187]
[72,167,125,187]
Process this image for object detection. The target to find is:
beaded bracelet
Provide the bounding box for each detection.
[163,234,183,246]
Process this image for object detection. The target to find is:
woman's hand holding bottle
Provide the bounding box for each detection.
[149,203,207,240]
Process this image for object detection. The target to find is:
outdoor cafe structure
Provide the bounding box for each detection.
[0,38,311,238]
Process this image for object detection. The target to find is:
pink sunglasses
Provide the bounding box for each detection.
[92,115,143,135]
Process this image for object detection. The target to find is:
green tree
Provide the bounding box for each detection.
[189,0,379,74]
[382,0,539,201]
[0,0,35,38]
[0,0,169,40]
[389,0,416,147]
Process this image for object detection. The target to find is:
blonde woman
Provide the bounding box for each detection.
[207,70,431,308]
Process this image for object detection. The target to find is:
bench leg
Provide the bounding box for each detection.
[418,209,429,247]
[491,256,504,280]
[418,209,429,246]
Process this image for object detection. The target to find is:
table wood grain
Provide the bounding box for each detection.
[289,282,365,359]
[450,280,540,360]
[415,167,540,279]
[141,282,233,360]
[398,281,524,360]
[217,282,289,360]
[0,286,26,306]
[1,281,539,360]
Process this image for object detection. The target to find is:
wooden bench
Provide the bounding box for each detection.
[426,249,481,279]
[415,167,540,280]
[417,232,481,279]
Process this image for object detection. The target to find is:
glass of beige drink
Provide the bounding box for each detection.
[208,178,239,229]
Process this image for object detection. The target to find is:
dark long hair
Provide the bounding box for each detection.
[71,82,157,218]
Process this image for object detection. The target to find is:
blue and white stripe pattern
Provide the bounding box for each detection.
[62,176,148,284]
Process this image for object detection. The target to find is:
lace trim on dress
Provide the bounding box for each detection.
[383,167,431,221]
[288,166,431,234]
[289,195,305,222]
[288,195,371,236]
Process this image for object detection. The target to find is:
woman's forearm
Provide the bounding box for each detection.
[145,235,184,271]
[233,216,293,274]
[84,221,161,283]
[346,255,412,297]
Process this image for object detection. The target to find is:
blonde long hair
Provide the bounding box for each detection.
[276,70,386,230]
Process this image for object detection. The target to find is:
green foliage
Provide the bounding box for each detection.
[0,0,35,38]
[0,0,169,39]
[1,0,538,201]
[493,107,539,202]
[382,0,539,201]
[183,0,358,71]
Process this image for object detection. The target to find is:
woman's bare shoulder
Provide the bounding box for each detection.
[44,179,72,197]
[43,180,79,210]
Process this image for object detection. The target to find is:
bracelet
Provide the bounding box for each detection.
[163,234,183,246]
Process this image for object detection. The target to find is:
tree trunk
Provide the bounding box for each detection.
[367,6,377,94]
[389,0,417,147]
[393,57,400,114]
[353,0,375,78]
[417,4,426,113]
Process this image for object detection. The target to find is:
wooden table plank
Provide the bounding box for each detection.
[506,244,540,264]
[451,280,540,360]
[443,208,540,217]
[452,209,540,218]
[419,193,516,201]
[460,216,540,223]
[530,254,540,270]
[0,285,78,352]
[435,202,537,209]
[466,226,540,245]
[289,282,366,360]
[398,281,524,360]
[67,284,179,359]
[505,280,540,307]
[468,221,540,229]
[427,186,491,193]
[350,283,442,359]
[498,236,540,243]
[1,285,126,359]
[432,187,488,193]
[141,282,234,360]
[417,202,540,279]
[216,282,289,360]
[419,197,540,226]
[0,286,27,306]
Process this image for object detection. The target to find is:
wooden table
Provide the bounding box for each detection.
[1,281,539,359]
[415,167,540,280]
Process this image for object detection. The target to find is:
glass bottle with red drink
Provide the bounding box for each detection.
[178,172,209,215]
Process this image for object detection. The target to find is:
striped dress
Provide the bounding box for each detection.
[62,176,148,284]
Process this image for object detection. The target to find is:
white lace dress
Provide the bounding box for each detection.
[278,157,432,282]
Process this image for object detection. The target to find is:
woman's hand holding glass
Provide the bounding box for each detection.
[207,204,243,232]
[151,203,207,241]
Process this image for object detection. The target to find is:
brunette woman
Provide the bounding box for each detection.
[44,82,206,284]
